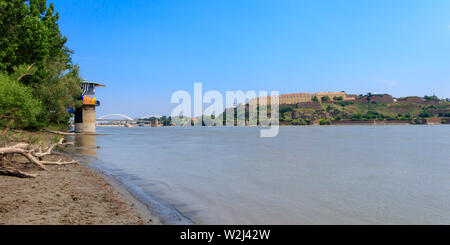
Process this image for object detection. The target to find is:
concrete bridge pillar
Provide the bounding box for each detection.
[75,105,96,133]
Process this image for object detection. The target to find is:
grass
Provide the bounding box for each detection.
[0,128,57,149]
[45,123,71,132]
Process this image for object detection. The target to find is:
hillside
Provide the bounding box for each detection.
[279,96,450,125]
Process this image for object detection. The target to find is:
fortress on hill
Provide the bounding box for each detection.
[250,92,357,105]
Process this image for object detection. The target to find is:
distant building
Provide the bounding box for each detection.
[428,109,450,117]
[280,93,315,104]
[315,92,348,102]
[250,91,356,106]
[422,100,440,106]
[426,118,442,125]
[397,96,423,103]
[151,120,160,127]
[344,94,357,101]
[356,94,394,103]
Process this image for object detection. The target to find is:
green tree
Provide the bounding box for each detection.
[280,105,294,114]
[424,95,439,101]
[321,96,331,102]
[419,110,431,118]
[0,0,71,75]
[326,105,333,112]
[319,118,331,125]
[0,72,42,129]
[351,113,363,121]
[33,60,81,125]
[366,93,373,112]
[0,0,81,127]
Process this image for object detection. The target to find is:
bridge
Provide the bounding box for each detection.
[97,114,134,121]
[96,114,162,124]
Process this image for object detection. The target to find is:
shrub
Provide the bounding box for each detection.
[321,96,331,102]
[326,105,333,112]
[351,113,363,121]
[336,101,354,107]
[319,118,331,125]
[419,110,431,118]
[292,119,307,125]
[0,73,42,129]
[424,95,439,101]
[280,106,294,115]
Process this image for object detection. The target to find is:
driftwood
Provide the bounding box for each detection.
[32,138,74,157]
[0,145,47,170]
[0,166,37,178]
[0,138,77,178]
[44,129,76,135]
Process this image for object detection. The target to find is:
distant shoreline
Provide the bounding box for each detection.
[96,120,450,128]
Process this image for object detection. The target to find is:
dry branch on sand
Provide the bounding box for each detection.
[0,166,37,178]
[0,138,77,178]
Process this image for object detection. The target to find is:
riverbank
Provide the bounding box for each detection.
[0,131,160,225]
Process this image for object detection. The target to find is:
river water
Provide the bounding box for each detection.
[73,126,450,225]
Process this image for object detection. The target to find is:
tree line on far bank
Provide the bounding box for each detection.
[0,0,81,130]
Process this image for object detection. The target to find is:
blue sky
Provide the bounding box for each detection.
[52,0,450,118]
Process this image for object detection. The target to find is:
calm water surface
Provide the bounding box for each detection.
[74,126,450,224]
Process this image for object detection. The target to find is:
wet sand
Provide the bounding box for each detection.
[0,153,161,225]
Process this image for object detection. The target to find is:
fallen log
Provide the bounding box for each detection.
[0,146,47,170]
[0,138,78,178]
[44,129,76,135]
[41,159,78,166]
[0,166,37,178]
[33,138,65,158]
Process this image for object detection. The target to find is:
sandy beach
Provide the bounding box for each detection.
[0,145,160,225]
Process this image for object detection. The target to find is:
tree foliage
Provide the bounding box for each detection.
[424,95,439,101]
[0,0,70,74]
[0,73,41,129]
[0,0,81,128]
[321,96,330,102]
